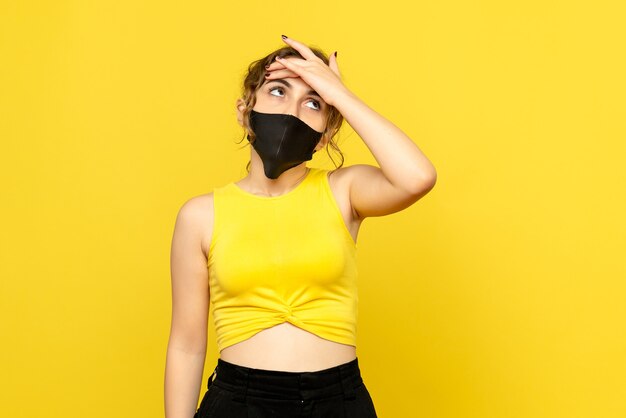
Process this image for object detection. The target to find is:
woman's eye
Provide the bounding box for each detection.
[306,100,321,110]
[270,87,283,96]
[269,87,322,110]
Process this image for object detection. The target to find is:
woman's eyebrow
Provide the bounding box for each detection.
[265,78,322,99]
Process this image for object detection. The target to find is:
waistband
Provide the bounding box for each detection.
[207,357,363,402]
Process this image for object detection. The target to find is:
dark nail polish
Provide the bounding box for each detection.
[264,65,270,69]
[281,34,287,39]
[265,72,270,77]
[334,51,338,58]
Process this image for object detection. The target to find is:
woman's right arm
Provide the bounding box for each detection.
[164,196,212,418]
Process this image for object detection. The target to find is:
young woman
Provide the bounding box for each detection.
[165,35,437,418]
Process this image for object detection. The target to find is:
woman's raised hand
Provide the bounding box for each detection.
[264,35,350,107]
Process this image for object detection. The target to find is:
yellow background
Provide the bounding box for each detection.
[1,1,625,417]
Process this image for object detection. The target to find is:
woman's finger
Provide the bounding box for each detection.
[328,51,341,78]
[265,69,300,79]
[274,56,304,73]
[280,35,321,62]
[265,61,286,72]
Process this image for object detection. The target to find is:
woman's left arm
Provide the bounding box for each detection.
[330,87,438,218]
[274,36,437,219]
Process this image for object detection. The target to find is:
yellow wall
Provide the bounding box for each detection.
[1,1,625,417]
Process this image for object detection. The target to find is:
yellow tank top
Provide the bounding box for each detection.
[207,166,358,352]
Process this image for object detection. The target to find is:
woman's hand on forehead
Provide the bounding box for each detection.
[263,35,349,108]
[264,61,299,80]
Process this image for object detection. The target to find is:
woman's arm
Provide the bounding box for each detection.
[165,197,212,418]
[328,89,437,218]
[272,36,438,219]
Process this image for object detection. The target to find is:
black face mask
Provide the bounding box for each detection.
[247,109,323,179]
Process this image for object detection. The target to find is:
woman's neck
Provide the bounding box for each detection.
[238,161,310,197]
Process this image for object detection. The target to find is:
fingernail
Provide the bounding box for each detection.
[264,65,270,69]
[276,56,283,60]
[265,72,270,77]
[334,51,338,58]
[281,34,288,39]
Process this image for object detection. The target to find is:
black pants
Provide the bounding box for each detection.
[194,357,378,417]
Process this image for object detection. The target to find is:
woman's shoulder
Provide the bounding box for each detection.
[177,177,236,212]
[178,192,214,216]
[323,164,361,191]
[175,192,215,258]
[326,163,376,179]
[324,164,385,195]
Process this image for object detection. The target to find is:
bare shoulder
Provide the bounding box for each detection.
[327,164,377,218]
[175,192,215,259]
[329,163,434,219]
[327,164,380,185]
[329,164,379,180]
